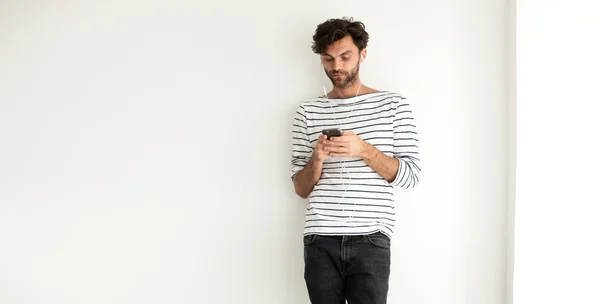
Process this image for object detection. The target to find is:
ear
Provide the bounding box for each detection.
[360,49,367,62]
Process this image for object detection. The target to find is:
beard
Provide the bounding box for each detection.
[326,61,360,89]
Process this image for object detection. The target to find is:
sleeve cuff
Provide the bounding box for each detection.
[389,158,406,187]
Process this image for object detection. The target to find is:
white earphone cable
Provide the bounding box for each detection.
[321,57,364,219]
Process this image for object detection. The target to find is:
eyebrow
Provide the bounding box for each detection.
[322,50,353,58]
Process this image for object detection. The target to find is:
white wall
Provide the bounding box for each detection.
[513,1,600,303]
[0,1,509,303]
[507,0,517,303]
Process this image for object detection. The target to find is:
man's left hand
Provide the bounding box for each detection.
[323,131,368,158]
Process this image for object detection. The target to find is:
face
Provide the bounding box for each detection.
[321,35,365,89]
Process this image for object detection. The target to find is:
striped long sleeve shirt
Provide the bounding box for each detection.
[290,91,420,238]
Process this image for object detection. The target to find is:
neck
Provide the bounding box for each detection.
[329,78,363,99]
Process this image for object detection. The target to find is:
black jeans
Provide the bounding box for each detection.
[303,232,391,304]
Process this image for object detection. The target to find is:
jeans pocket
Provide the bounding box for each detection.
[303,234,318,246]
[366,232,391,249]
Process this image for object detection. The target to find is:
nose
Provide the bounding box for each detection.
[333,58,343,70]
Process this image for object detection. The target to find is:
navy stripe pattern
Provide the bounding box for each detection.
[290,91,420,238]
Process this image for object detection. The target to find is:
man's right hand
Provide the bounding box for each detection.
[293,134,329,199]
[312,134,329,164]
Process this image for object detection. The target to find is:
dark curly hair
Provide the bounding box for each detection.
[311,17,369,54]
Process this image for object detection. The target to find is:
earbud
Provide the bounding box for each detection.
[361,56,365,62]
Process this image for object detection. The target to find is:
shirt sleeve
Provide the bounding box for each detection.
[389,96,421,188]
[290,105,312,181]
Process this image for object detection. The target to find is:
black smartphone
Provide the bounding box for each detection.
[322,128,342,139]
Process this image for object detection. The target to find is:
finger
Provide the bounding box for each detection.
[329,153,349,157]
[324,146,347,153]
[319,139,333,147]
[324,140,347,147]
[330,135,350,142]
[316,144,325,150]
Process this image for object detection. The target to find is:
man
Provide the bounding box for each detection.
[290,17,421,304]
